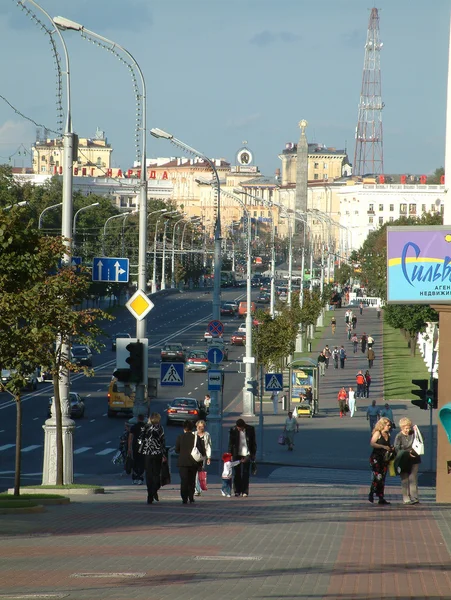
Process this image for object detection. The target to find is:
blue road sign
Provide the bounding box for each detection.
[208,320,224,338]
[207,347,224,365]
[265,373,283,392]
[92,257,129,283]
[71,257,82,266]
[208,369,222,391]
[160,362,185,387]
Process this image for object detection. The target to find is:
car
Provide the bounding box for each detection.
[112,332,131,351]
[235,279,246,288]
[166,397,206,425]
[71,345,93,367]
[231,331,246,345]
[161,343,186,362]
[206,337,229,360]
[1,369,38,391]
[186,351,210,372]
[279,292,288,302]
[48,392,85,419]
[204,328,223,341]
[238,323,247,333]
[220,303,236,316]
[257,293,270,304]
[251,277,261,288]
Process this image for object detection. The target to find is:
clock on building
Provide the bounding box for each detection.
[237,147,253,166]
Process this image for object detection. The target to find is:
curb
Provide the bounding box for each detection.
[9,487,104,496]
[0,504,45,515]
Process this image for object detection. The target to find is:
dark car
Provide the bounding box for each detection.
[112,332,131,351]
[251,277,261,288]
[166,397,206,425]
[231,331,246,345]
[71,345,93,367]
[48,392,85,419]
[257,293,270,304]
[186,351,210,372]
[220,303,236,316]
[330,293,342,308]
[161,343,186,363]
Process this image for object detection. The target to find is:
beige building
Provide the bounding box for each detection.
[279,142,351,185]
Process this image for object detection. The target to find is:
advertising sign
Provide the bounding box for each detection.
[387,226,451,304]
[291,368,314,405]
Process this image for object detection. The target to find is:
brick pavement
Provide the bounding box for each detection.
[1,305,450,599]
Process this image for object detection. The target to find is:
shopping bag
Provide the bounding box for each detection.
[125,455,133,475]
[388,460,396,477]
[278,433,286,445]
[198,470,208,491]
[412,425,425,455]
[112,450,124,465]
[251,460,258,476]
[160,460,171,486]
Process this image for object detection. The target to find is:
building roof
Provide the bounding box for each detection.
[281,142,347,156]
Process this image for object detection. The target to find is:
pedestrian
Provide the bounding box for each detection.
[376,305,381,320]
[128,414,146,485]
[352,314,357,330]
[204,393,211,414]
[317,351,327,377]
[305,386,313,406]
[380,403,395,429]
[364,370,372,398]
[323,345,331,369]
[194,420,211,496]
[361,332,367,354]
[345,310,350,325]
[221,453,243,497]
[351,332,359,353]
[366,399,380,431]
[359,301,364,315]
[356,370,366,398]
[271,390,280,414]
[228,418,257,497]
[331,315,336,335]
[175,420,199,504]
[394,417,421,505]
[332,346,339,369]
[347,322,352,340]
[367,335,374,349]
[337,386,348,418]
[339,345,347,368]
[369,417,393,505]
[138,412,166,504]
[348,387,356,417]
[367,347,375,368]
[115,422,130,476]
[284,410,299,450]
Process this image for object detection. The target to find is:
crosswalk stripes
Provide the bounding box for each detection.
[95,448,116,456]
[0,444,119,457]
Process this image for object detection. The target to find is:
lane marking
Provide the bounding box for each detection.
[73,447,92,454]
[0,444,15,451]
[95,448,116,456]
[21,445,41,453]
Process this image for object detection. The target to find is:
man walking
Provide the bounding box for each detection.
[271,390,279,415]
[356,370,366,398]
[323,345,331,369]
[339,345,347,369]
[367,335,374,349]
[351,333,359,353]
[228,418,257,497]
[317,351,327,377]
[352,314,357,330]
[366,400,380,431]
[332,346,339,369]
[359,301,364,315]
[367,347,375,369]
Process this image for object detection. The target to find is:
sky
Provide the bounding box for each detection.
[0,0,449,177]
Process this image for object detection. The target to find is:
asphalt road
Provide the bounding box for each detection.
[0,287,254,486]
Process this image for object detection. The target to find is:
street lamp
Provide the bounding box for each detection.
[171,217,186,288]
[38,202,63,229]
[151,128,222,457]
[152,210,177,293]
[73,202,99,236]
[181,217,201,251]
[54,15,148,417]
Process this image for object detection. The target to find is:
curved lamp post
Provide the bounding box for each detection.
[171,217,186,288]
[38,202,62,229]
[73,202,100,235]
[152,210,177,293]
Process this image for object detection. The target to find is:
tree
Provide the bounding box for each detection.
[0,206,112,491]
[384,304,438,356]
[427,167,444,185]
[335,263,353,286]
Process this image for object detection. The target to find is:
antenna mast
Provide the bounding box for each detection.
[354,7,384,176]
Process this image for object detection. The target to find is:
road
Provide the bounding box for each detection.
[0,287,254,487]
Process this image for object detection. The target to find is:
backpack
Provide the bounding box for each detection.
[356,373,365,385]
[332,349,339,359]
[339,348,346,359]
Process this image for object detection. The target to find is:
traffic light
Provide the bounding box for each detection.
[411,378,428,410]
[426,378,438,409]
[126,341,144,384]
[113,368,132,383]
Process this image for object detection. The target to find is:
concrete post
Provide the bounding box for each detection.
[42,398,75,485]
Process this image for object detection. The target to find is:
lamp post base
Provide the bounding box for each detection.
[42,416,75,485]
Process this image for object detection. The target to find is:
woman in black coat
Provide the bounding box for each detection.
[228,418,257,497]
[175,420,204,504]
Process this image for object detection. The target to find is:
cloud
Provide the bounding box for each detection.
[225,114,262,129]
[250,30,301,47]
[0,120,34,144]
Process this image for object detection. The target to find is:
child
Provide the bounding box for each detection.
[221,452,242,497]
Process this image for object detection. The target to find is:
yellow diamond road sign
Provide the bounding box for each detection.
[126,290,154,321]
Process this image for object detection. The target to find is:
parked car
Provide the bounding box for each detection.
[71,345,93,367]
[186,351,210,372]
[112,332,131,351]
[206,337,229,360]
[231,331,246,345]
[1,369,38,391]
[220,303,236,316]
[166,397,206,425]
[161,343,186,362]
[48,392,85,419]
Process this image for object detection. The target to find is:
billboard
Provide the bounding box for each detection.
[291,367,314,404]
[387,226,451,304]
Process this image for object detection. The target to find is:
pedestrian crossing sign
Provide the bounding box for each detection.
[160,362,185,387]
[265,373,283,391]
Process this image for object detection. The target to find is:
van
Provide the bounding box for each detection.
[238,301,256,319]
[107,377,135,418]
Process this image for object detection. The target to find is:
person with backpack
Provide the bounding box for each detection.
[332,346,339,369]
[323,345,331,369]
[356,370,366,398]
[337,386,348,418]
[339,345,347,368]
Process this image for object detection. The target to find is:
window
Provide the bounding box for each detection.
[253,211,257,217]
[389,216,394,222]
[314,174,319,180]
[267,211,271,217]
[369,216,374,224]
[379,217,384,225]
[421,204,426,213]
[379,204,383,211]
[314,162,319,168]
[389,204,394,212]
[409,204,417,215]
[431,204,435,212]
[323,174,328,180]
[400,204,407,214]
[323,163,328,169]
[368,203,374,213]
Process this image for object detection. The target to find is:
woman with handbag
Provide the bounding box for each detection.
[394,417,421,505]
[194,420,211,496]
[369,418,394,505]
[175,420,201,504]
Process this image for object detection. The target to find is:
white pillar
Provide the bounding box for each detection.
[42,399,75,485]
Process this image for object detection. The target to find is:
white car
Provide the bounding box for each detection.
[238,323,246,333]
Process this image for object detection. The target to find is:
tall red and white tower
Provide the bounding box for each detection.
[354,7,384,176]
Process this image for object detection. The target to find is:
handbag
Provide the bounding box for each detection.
[112,450,124,465]
[251,460,257,476]
[125,455,133,475]
[388,460,396,477]
[191,434,204,462]
[345,404,350,413]
[412,425,425,455]
[278,433,286,445]
[160,460,171,487]
[383,448,395,463]
[198,470,208,491]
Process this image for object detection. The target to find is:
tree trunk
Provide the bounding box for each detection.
[410,332,417,357]
[53,374,64,486]
[14,393,22,496]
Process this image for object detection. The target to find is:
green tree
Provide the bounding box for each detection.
[427,167,444,185]
[384,304,438,356]
[334,263,353,286]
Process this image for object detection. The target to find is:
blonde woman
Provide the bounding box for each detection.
[194,420,211,496]
[394,417,421,505]
[368,418,393,505]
